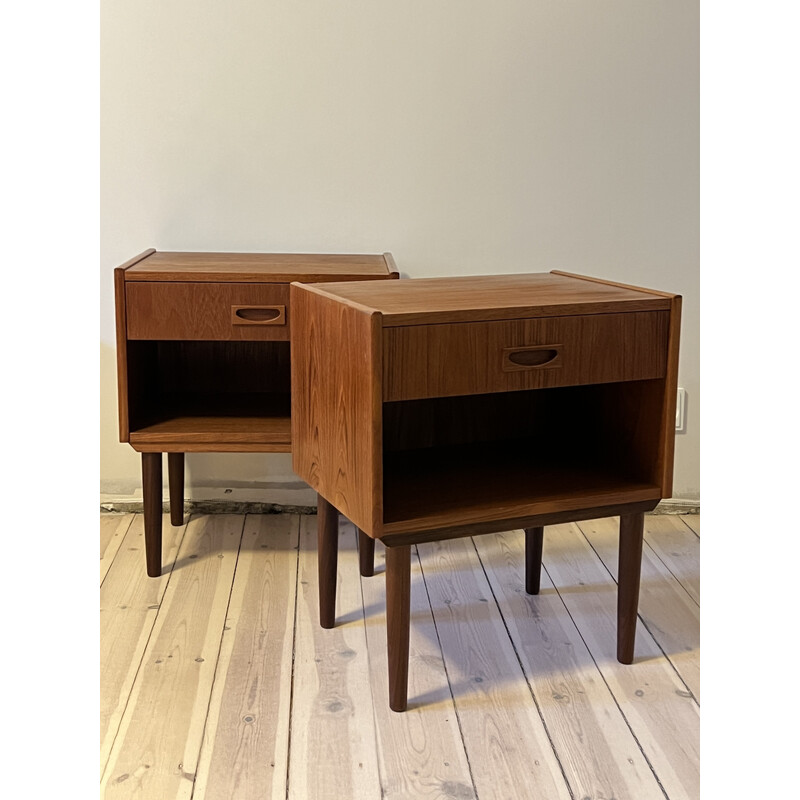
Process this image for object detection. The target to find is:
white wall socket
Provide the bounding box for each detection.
[675,387,686,432]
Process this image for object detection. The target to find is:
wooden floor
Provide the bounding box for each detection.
[100,512,700,800]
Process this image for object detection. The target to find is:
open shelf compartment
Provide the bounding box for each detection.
[125,340,291,449]
[381,381,666,533]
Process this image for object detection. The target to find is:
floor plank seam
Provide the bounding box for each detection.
[284,515,302,800]
[469,536,577,800]
[678,517,700,540]
[415,543,481,800]
[539,558,672,800]
[189,514,249,800]
[640,538,699,608]
[100,514,192,785]
[639,539,699,611]
[576,525,700,708]
[100,514,136,589]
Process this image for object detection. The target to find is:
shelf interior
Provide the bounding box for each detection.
[129,392,291,443]
[126,340,291,445]
[382,439,660,530]
[381,382,666,531]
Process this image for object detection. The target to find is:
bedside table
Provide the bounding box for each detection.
[114,249,398,576]
[290,271,681,711]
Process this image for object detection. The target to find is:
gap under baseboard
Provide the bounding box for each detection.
[100,497,699,516]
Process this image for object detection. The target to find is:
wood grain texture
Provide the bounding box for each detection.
[126,282,290,341]
[100,513,188,777]
[642,515,700,604]
[379,500,659,548]
[168,454,184,526]
[417,537,573,800]
[542,522,700,800]
[382,443,661,536]
[386,545,412,711]
[125,251,395,283]
[357,529,374,577]
[115,267,131,441]
[130,414,291,446]
[578,516,700,700]
[114,251,157,442]
[290,284,383,535]
[474,529,671,800]
[126,342,292,451]
[288,515,381,799]
[142,453,163,577]
[657,295,682,496]
[617,513,645,664]
[382,252,401,277]
[101,515,244,799]
[309,272,672,327]
[524,526,543,595]
[100,513,134,584]
[132,442,293,454]
[317,495,339,629]
[192,515,299,800]
[383,311,669,401]
[355,533,476,800]
[549,270,677,298]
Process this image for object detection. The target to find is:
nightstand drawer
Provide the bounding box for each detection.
[383,310,669,401]
[126,282,290,340]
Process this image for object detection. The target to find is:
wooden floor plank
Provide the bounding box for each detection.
[101,514,245,799]
[100,513,187,776]
[193,515,300,800]
[644,516,701,604]
[356,529,476,800]
[417,537,573,800]
[542,522,700,800]
[101,513,135,584]
[578,516,700,701]
[474,530,669,800]
[287,515,381,800]
[681,514,700,537]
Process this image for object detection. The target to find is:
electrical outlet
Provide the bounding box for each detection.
[675,388,686,432]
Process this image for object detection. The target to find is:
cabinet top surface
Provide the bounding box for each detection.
[123,251,395,283]
[299,271,676,325]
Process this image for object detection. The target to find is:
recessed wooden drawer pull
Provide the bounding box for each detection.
[231,305,286,325]
[502,344,561,371]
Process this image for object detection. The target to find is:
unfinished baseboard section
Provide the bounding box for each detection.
[100,496,699,516]
[100,481,318,516]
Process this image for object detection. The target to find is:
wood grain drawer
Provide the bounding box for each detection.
[383,311,669,401]
[126,282,290,340]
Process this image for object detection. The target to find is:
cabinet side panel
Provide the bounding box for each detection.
[114,267,130,442]
[657,296,683,496]
[291,286,382,535]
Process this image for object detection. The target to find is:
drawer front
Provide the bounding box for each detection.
[383,311,669,401]
[126,282,290,340]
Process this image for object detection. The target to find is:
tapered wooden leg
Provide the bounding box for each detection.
[142,452,163,578]
[167,453,184,526]
[524,526,544,595]
[317,494,339,629]
[386,545,411,712]
[358,528,375,577]
[617,512,645,664]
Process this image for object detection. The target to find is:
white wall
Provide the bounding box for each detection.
[101,0,699,504]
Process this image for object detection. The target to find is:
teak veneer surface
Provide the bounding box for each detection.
[302,272,671,326]
[126,282,291,341]
[383,310,669,401]
[125,251,397,283]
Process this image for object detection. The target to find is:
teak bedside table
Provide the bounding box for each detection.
[114,249,398,576]
[290,271,681,711]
